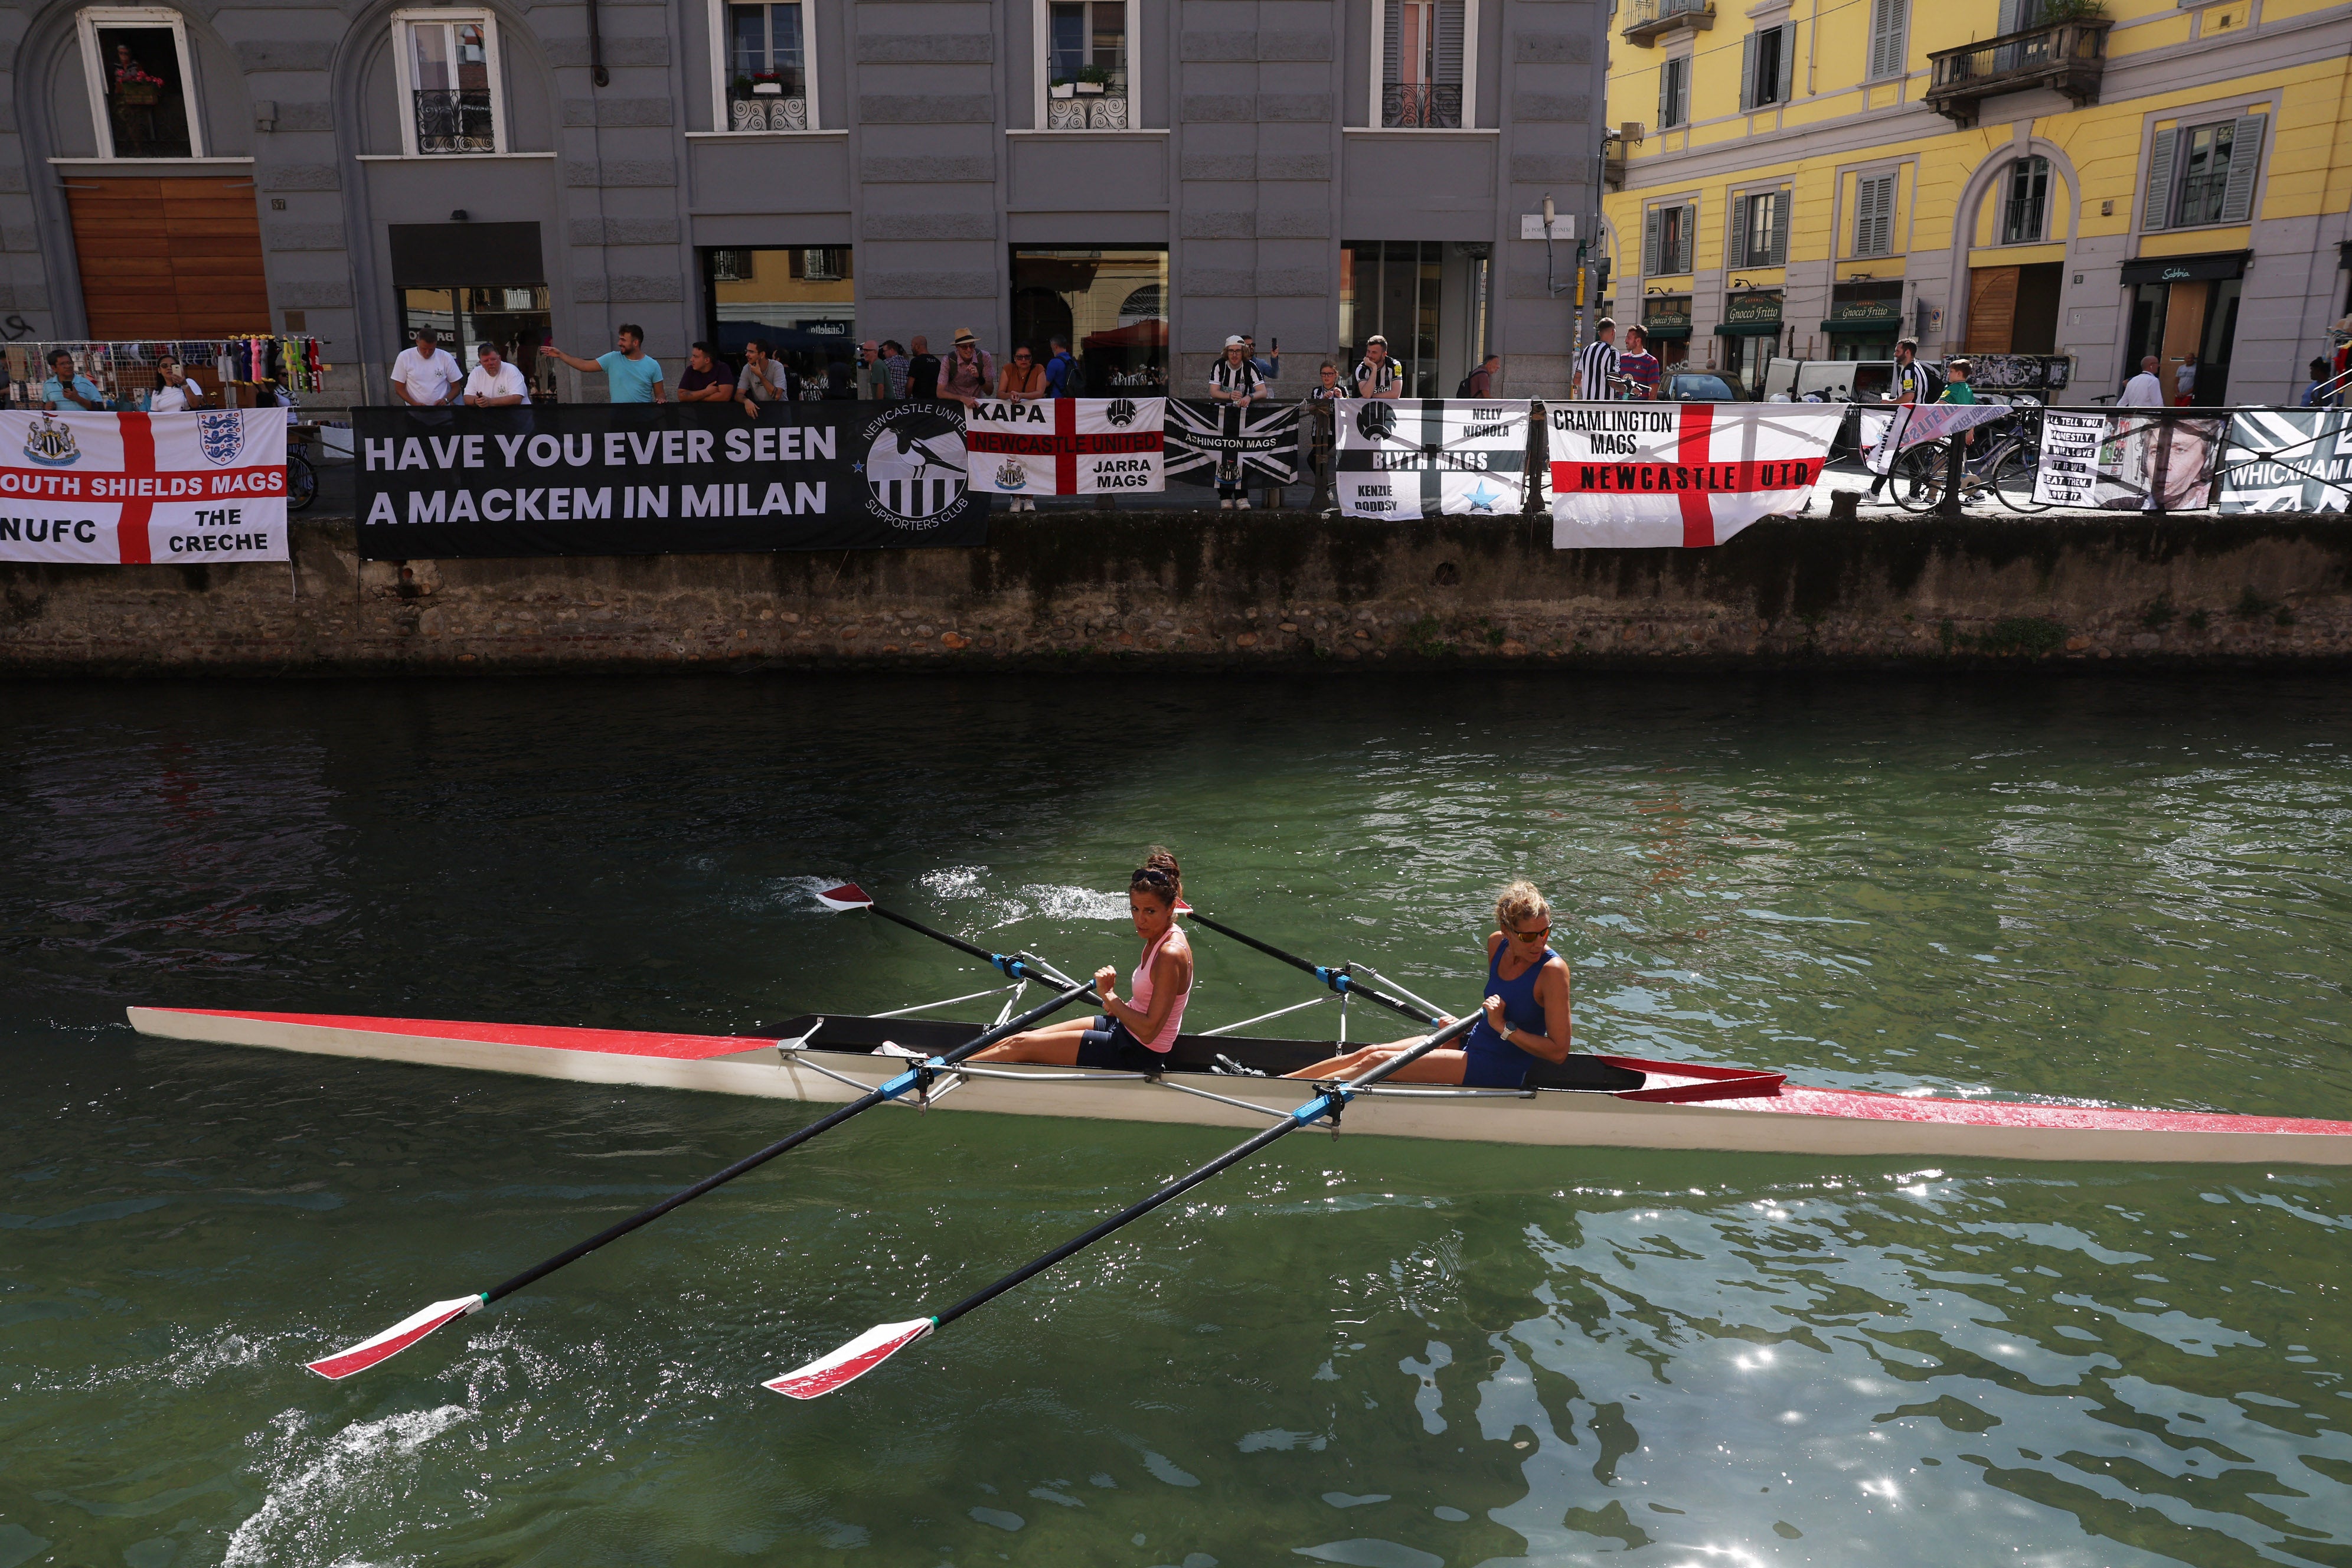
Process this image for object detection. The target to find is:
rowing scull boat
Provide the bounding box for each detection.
[126,1004,2352,1165]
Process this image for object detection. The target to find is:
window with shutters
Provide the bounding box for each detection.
[1866,0,1908,81]
[390,11,507,155]
[1733,190,1789,268]
[1658,55,1690,129]
[1379,0,1469,128]
[1742,25,1793,110]
[1644,201,1696,276]
[2001,156,2049,243]
[2143,114,2266,230]
[1851,172,1897,257]
[714,0,816,131]
[1035,0,1133,129]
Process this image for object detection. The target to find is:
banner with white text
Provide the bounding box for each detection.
[354,404,988,558]
[1335,400,1530,518]
[1858,403,2013,475]
[963,397,1165,496]
[0,409,288,564]
[2031,410,2224,511]
[2216,409,2352,512]
[1545,402,1840,548]
[1164,399,1301,488]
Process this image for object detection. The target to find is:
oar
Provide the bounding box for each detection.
[817,883,1082,988]
[1182,907,1442,1028]
[762,1011,1480,1399]
[306,974,1099,1380]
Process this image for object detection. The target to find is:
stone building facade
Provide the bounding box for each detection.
[4,0,1608,404]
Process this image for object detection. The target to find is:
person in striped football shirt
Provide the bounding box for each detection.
[1574,321,1618,401]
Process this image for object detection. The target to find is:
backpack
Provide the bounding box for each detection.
[1454,373,1474,397]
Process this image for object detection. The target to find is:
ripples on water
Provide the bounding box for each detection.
[1,674,2347,1567]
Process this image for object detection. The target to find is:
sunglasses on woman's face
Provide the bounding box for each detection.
[1508,925,1550,943]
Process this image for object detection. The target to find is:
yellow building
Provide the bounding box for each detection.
[1600,0,2352,401]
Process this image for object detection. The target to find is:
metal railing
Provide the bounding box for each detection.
[1924,19,2108,126]
[1381,83,1463,129]
[1623,0,1716,35]
[411,88,495,153]
[2000,197,2046,244]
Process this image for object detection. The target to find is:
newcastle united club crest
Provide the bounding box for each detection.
[197,411,247,466]
[22,413,80,468]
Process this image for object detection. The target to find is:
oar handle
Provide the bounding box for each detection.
[479,975,1099,1307]
[1185,909,1443,1028]
[932,1012,1477,1332]
[867,903,1069,985]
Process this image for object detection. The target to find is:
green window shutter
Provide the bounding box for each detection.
[1383,0,1402,89]
[2218,114,2266,224]
[1867,0,1901,79]
[1997,0,2020,33]
[1777,25,1796,102]
[1770,188,1791,265]
[1678,204,1697,272]
[2142,126,2177,232]
[1644,208,1662,276]
[1658,61,1672,129]
[1740,31,1758,111]
[1729,196,1747,269]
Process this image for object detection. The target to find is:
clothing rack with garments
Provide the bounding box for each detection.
[1,336,329,410]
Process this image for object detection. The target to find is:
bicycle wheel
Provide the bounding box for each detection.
[1992,442,2050,513]
[286,451,318,513]
[1890,444,1946,512]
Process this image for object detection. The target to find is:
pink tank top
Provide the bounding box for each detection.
[1128,925,1192,1052]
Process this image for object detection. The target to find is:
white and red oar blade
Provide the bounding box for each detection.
[763,1318,934,1400]
[1174,898,1194,916]
[815,883,874,912]
[305,1295,482,1380]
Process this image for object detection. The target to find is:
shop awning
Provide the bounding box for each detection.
[1638,322,1693,341]
[2118,251,2248,286]
[1080,319,1167,349]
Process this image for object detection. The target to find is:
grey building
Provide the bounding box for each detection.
[4,0,1604,407]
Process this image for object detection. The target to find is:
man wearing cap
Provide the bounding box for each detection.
[939,327,995,411]
[1354,335,1402,400]
[1210,335,1266,509]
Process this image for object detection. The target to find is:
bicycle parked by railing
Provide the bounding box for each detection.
[1883,396,2050,514]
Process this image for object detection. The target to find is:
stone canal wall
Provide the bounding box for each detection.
[5,510,2352,674]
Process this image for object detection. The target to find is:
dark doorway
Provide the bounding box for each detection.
[2010,262,2062,355]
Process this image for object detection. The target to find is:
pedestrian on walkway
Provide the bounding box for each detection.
[1246,335,1279,383]
[940,328,994,411]
[907,335,942,401]
[541,324,667,403]
[463,342,530,406]
[736,338,796,419]
[1354,335,1402,401]
[1574,320,1618,401]
[1613,333,1661,401]
[1210,335,1265,509]
[1461,353,1500,398]
[390,328,462,408]
[2119,356,2165,407]
[2302,357,2337,408]
[1043,337,1078,398]
[880,340,910,401]
[675,342,734,403]
[2174,353,2198,407]
[1866,338,1928,502]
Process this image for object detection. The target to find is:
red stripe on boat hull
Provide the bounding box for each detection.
[149,1008,772,1061]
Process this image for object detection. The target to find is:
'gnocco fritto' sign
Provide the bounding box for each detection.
[353,404,989,558]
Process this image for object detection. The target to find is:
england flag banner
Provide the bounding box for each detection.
[1546,403,1840,548]
[963,397,1164,497]
[0,409,288,564]
[1335,400,1530,518]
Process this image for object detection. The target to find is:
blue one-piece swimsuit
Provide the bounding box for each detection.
[1458,942,1557,1088]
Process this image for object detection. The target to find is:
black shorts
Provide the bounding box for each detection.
[1076,1015,1165,1072]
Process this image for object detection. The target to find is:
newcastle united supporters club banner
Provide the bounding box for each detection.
[355,404,988,558]
[0,409,289,564]
[1335,400,1530,518]
[1546,403,1839,548]
[965,397,1165,497]
[1165,399,1301,489]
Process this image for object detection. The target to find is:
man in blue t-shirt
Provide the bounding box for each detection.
[41,349,106,411]
[1043,337,1077,398]
[541,323,667,403]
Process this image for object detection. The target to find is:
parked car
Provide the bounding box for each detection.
[1658,371,1740,403]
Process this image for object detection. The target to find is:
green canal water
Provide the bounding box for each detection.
[3,674,2348,1568]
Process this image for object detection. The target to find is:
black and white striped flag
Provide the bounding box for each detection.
[1334,400,1529,519]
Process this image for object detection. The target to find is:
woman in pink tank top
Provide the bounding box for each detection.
[972,850,1194,1070]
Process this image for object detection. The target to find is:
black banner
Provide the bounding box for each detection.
[1163,399,1301,488]
[354,403,988,559]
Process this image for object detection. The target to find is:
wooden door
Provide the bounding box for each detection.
[1966,266,2018,354]
[64,176,269,339]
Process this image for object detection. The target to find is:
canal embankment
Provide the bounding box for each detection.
[5,509,2350,673]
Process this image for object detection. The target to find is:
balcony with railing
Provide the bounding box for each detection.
[1621,0,1716,47]
[730,76,809,132]
[412,88,494,153]
[1381,83,1463,128]
[1924,19,2109,128]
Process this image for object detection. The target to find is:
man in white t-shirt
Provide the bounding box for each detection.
[2118,355,2165,407]
[463,343,531,407]
[391,327,463,407]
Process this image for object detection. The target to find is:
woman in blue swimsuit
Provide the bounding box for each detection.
[1283,881,1572,1087]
